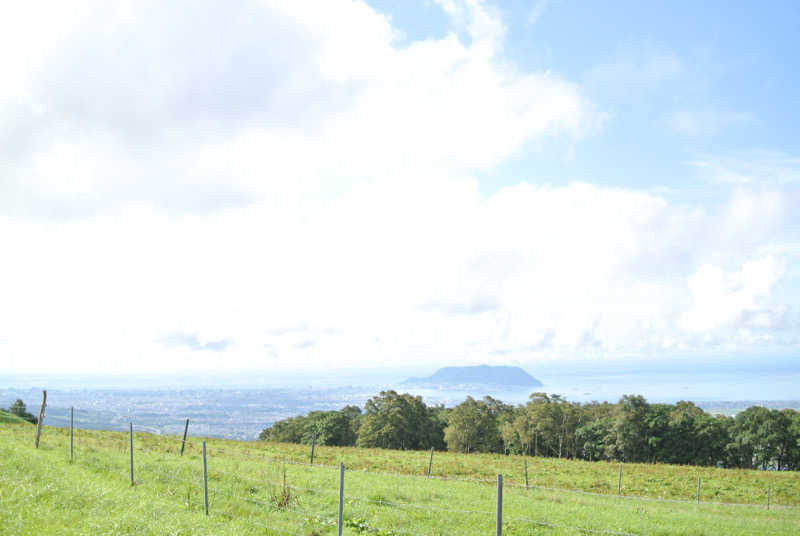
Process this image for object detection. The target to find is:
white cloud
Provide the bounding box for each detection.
[667,109,754,137]
[0,1,797,374]
[688,151,800,185]
[586,48,685,100]
[0,0,599,220]
[680,257,784,333]
[0,180,796,373]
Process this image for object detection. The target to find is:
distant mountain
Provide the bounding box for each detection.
[404,365,542,387]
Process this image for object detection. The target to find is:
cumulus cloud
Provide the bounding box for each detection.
[0,1,796,374]
[1,0,599,220]
[1,180,796,373]
[680,257,784,333]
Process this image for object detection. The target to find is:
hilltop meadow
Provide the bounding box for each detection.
[2,420,799,535]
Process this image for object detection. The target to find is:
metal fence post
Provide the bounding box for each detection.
[496,474,503,536]
[767,486,771,511]
[427,447,434,478]
[34,390,47,448]
[129,422,135,486]
[69,407,74,463]
[203,441,209,515]
[338,463,345,536]
[180,418,189,456]
[310,433,316,465]
[696,477,701,504]
[618,463,623,495]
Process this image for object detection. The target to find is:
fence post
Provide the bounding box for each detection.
[767,486,771,511]
[129,423,135,486]
[617,463,623,496]
[203,441,209,515]
[310,433,316,465]
[696,477,701,504]
[180,418,189,456]
[338,463,345,536]
[427,447,434,478]
[524,457,529,490]
[69,407,74,463]
[34,390,47,448]
[496,474,503,536]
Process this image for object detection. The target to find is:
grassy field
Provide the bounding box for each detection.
[0,409,29,424]
[1,422,799,535]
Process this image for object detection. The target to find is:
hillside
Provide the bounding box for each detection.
[0,409,29,424]
[404,365,542,387]
[1,422,799,535]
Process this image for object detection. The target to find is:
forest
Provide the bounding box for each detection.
[260,391,800,470]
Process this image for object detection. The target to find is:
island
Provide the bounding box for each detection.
[403,365,542,388]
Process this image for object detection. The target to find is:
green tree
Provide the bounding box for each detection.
[7,399,37,424]
[444,396,510,453]
[259,415,306,442]
[690,413,731,467]
[260,405,362,446]
[307,411,358,446]
[500,406,532,455]
[576,417,614,461]
[613,395,650,462]
[726,406,784,469]
[524,393,580,458]
[784,409,800,470]
[357,391,444,450]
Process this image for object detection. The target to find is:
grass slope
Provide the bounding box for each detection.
[1,423,799,535]
[0,409,29,424]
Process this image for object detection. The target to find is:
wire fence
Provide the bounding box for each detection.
[46,412,800,512]
[183,442,795,512]
[7,409,798,536]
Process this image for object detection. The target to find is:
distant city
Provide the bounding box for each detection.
[2,367,799,440]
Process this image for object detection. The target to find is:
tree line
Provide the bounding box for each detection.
[4,399,38,424]
[259,391,800,470]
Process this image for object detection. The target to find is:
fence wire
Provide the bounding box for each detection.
[9,415,797,536]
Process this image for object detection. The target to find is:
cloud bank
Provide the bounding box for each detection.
[0,1,797,373]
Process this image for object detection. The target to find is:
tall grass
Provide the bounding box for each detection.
[1,423,798,535]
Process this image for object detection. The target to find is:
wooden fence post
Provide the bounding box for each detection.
[203,441,209,515]
[180,418,189,456]
[69,407,74,463]
[34,390,47,448]
[496,474,503,536]
[618,463,623,496]
[338,463,345,536]
[524,457,529,490]
[427,447,434,478]
[696,477,701,504]
[310,433,316,465]
[129,423,135,486]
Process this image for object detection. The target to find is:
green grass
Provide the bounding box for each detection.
[0,409,30,424]
[1,423,799,535]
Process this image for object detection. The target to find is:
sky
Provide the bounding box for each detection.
[1,0,799,376]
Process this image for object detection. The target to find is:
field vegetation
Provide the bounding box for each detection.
[261,392,800,471]
[2,421,799,535]
[0,409,29,424]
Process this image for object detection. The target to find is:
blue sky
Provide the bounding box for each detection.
[373,0,800,194]
[0,0,798,374]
